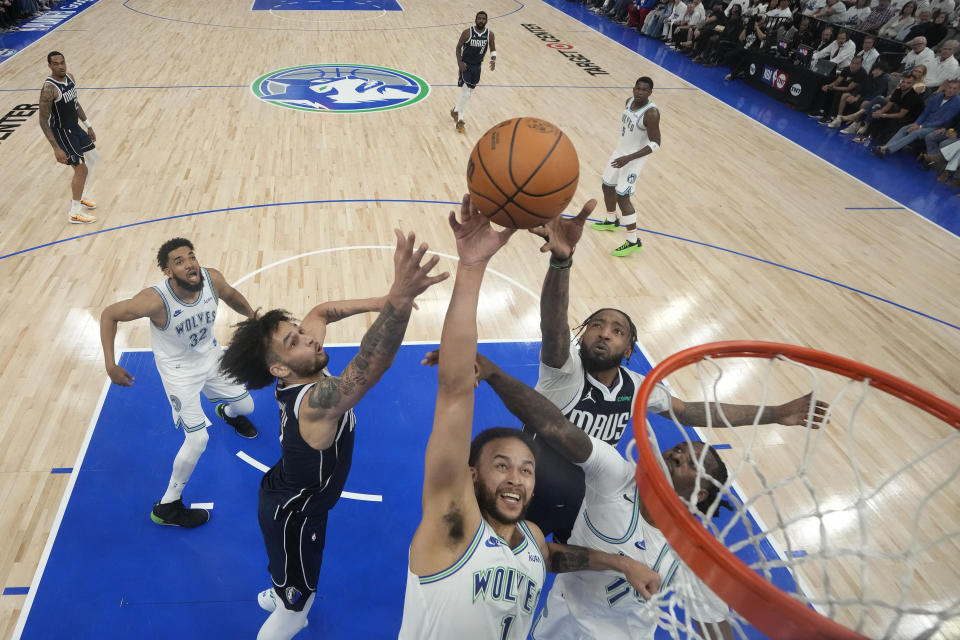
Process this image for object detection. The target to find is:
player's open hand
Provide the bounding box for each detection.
[610,155,633,168]
[449,194,517,267]
[388,229,450,310]
[107,364,135,387]
[529,199,597,260]
[54,147,67,164]
[87,126,96,143]
[776,392,829,429]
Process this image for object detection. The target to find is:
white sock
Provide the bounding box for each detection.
[224,394,254,418]
[70,200,81,214]
[160,427,209,504]
[605,211,617,222]
[626,230,638,243]
[455,86,472,120]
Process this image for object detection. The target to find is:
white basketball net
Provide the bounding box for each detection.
[632,352,960,640]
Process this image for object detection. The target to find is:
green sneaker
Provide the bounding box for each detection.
[590,220,619,231]
[611,240,642,257]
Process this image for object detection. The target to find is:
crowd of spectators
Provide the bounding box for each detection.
[577,0,960,192]
[1,0,61,33]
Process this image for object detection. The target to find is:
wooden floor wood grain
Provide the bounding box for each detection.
[0,1,957,637]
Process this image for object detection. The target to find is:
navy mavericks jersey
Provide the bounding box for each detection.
[462,27,490,65]
[262,379,356,516]
[562,367,639,446]
[44,75,80,129]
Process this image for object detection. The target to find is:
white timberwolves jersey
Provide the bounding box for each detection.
[149,268,220,363]
[614,98,657,156]
[399,519,547,640]
[533,438,729,639]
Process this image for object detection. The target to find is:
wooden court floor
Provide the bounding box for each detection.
[0,0,958,637]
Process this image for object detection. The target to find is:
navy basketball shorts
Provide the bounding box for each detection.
[458,63,483,89]
[258,489,330,612]
[523,433,586,544]
[51,126,95,166]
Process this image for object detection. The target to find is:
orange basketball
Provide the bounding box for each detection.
[466,117,579,229]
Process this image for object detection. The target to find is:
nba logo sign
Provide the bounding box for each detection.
[773,71,789,91]
[762,66,775,84]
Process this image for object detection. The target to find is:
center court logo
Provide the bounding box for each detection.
[251,64,429,113]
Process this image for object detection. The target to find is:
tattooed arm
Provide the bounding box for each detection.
[544,542,661,600]
[297,230,448,451]
[38,81,67,164]
[476,353,593,463]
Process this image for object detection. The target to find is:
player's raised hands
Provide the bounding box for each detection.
[387,229,450,309]
[448,194,516,267]
[529,199,597,261]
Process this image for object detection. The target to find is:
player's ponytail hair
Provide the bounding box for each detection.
[697,445,735,517]
[220,309,293,390]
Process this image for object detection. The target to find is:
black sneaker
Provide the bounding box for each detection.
[150,499,210,528]
[216,403,258,438]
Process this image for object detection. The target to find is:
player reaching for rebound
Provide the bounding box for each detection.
[219,230,448,640]
[399,196,661,639]
[100,238,260,528]
[590,77,661,257]
[452,11,496,134]
[38,51,99,224]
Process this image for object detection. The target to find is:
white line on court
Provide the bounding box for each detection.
[236,451,384,502]
[10,377,112,640]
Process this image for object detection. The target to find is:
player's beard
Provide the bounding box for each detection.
[288,352,330,379]
[579,343,623,373]
[476,482,529,526]
[172,274,203,293]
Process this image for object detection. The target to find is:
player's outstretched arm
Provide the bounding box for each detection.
[529,200,596,369]
[302,296,387,326]
[207,268,254,318]
[664,392,829,429]
[456,29,469,70]
[476,353,594,464]
[410,196,515,575]
[299,230,448,449]
[527,526,659,599]
[99,289,166,386]
[489,32,496,70]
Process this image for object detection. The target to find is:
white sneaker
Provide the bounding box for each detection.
[258,588,277,612]
[840,122,859,134]
[827,117,843,128]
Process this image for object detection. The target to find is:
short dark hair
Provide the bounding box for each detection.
[574,308,639,364]
[697,445,734,518]
[47,51,63,63]
[636,76,654,90]
[476,10,487,18]
[156,237,194,270]
[220,309,293,390]
[469,427,536,467]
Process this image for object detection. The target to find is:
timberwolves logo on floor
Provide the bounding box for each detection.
[251,64,429,113]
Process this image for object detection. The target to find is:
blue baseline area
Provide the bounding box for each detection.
[251,0,402,11]
[0,1,101,66]
[20,344,792,639]
[539,0,960,235]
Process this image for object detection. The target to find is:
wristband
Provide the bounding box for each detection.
[646,141,660,153]
[490,51,497,58]
[549,257,572,270]
[83,120,92,128]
